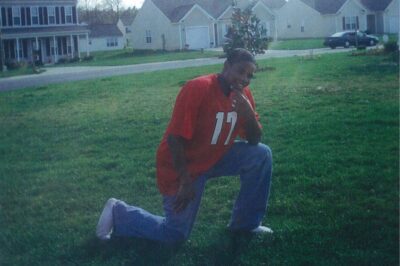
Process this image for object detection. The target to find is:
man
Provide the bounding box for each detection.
[96,48,273,243]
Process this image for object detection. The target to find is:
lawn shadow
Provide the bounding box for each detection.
[79,236,181,265]
[195,231,260,265]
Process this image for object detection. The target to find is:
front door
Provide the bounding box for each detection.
[367,14,376,34]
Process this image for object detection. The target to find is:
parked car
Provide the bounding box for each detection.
[323,31,379,49]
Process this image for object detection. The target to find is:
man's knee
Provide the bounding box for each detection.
[250,143,272,163]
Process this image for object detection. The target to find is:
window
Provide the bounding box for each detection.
[344,16,357,30]
[66,38,72,54]
[31,7,38,25]
[259,21,268,38]
[222,23,231,38]
[107,38,118,47]
[1,7,7,27]
[65,6,72,23]
[145,30,152,43]
[48,7,55,24]
[50,39,56,55]
[12,7,21,26]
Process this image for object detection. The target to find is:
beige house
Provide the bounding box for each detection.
[131,0,283,50]
[79,24,124,52]
[131,0,399,50]
[117,13,136,47]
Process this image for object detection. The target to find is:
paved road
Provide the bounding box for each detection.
[0,47,354,92]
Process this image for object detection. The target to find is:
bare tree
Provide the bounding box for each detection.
[103,0,123,20]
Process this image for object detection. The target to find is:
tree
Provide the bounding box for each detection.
[223,7,269,56]
[103,0,123,20]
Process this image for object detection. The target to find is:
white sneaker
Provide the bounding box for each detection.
[96,198,118,240]
[251,225,273,234]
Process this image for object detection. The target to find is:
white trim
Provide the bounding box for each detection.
[12,7,21,26]
[337,0,367,15]
[179,4,215,23]
[217,6,233,20]
[252,1,275,16]
[48,6,56,25]
[65,6,73,24]
[212,22,216,47]
[179,23,183,50]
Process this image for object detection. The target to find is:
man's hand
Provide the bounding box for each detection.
[231,90,261,145]
[174,180,195,213]
[231,90,254,119]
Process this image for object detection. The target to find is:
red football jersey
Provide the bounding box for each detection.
[156,74,260,195]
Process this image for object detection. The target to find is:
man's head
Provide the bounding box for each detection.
[222,48,257,92]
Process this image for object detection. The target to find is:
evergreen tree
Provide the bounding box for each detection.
[223,7,269,56]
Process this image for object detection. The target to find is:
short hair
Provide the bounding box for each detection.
[226,48,256,65]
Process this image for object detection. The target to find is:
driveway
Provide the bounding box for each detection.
[0,47,354,92]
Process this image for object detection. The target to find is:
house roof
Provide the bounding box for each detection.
[119,13,136,25]
[300,0,394,14]
[151,0,234,22]
[261,0,287,9]
[300,0,346,14]
[88,24,123,38]
[360,0,393,11]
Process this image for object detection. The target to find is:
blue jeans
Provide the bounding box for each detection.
[112,141,272,243]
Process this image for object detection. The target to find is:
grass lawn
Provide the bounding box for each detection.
[54,49,224,67]
[0,52,398,265]
[269,38,325,50]
[0,65,45,78]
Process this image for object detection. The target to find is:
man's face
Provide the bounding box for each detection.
[225,61,256,92]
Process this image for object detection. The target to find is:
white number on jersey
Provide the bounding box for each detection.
[211,112,237,145]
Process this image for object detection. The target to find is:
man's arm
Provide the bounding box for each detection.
[167,134,195,213]
[232,91,262,145]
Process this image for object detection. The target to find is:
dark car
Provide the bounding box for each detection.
[323,31,379,49]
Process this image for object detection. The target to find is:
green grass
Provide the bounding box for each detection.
[0,52,398,265]
[0,65,45,78]
[55,49,223,67]
[269,38,325,50]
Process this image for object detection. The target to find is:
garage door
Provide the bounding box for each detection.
[186,26,210,50]
[389,16,399,34]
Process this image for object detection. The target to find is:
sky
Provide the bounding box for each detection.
[121,0,144,8]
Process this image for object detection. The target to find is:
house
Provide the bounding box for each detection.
[131,0,398,50]
[0,0,90,65]
[274,0,399,39]
[81,24,124,52]
[117,13,136,47]
[131,0,286,50]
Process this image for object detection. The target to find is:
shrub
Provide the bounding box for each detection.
[57,58,68,64]
[69,57,80,63]
[82,55,94,61]
[132,49,165,55]
[5,61,27,70]
[384,41,399,53]
[223,7,269,56]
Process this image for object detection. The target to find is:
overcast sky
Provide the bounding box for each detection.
[122,0,144,8]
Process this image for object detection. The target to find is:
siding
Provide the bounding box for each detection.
[131,0,180,50]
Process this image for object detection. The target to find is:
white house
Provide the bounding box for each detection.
[130,0,399,50]
[0,0,90,64]
[81,24,124,52]
[117,13,136,47]
[131,0,285,51]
